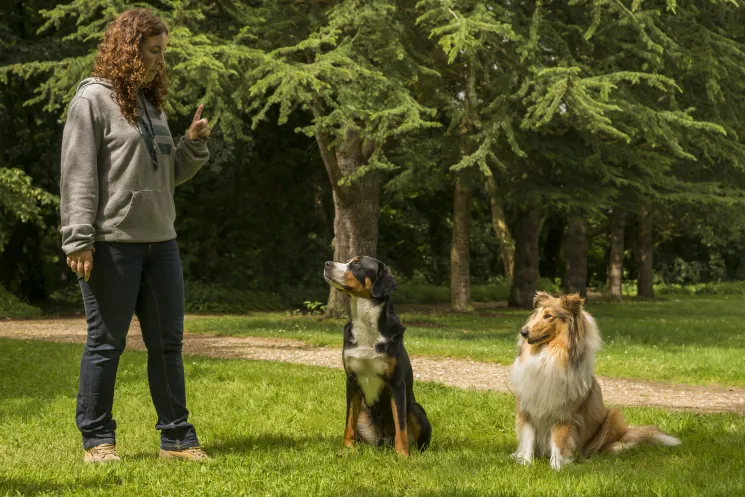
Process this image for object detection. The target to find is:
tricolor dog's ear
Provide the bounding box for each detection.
[561,293,585,316]
[533,291,552,309]
[371,264,398,300]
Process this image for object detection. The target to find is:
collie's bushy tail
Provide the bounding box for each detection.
[588,408,681,454]
[605,424,681,453]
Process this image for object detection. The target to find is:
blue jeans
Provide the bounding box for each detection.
[76,240,199,450]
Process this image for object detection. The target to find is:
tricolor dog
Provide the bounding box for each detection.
[324,256,431,456]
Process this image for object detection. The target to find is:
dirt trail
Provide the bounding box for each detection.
[1,317,743,415]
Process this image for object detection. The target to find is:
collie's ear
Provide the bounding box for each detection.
[533,291,552,309]
[561,294,584,316]
[371,264,398,299]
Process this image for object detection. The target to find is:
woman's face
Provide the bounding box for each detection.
[141,33,168,83]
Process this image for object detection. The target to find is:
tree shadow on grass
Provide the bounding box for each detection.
[0,477,67,496]
[0,339,80,411]
[209,432,336,453]
[0,474,123,496]
[125,432,337,461]
[0,338,155,421]
[430,436,513,454]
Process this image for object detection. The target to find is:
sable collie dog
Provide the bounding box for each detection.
[510,292,680,469]
[323,256,432,456]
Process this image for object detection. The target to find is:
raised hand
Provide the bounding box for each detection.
[187,104,211,141]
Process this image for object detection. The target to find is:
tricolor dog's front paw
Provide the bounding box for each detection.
[340,439,358,457]
[395,447,410,458]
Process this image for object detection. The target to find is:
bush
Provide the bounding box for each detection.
[654,281,745,296]
[537,277,562,294]
[184,282,328,314]
[657,256,727,286]
[48,283,83,307]
[395,285,450,304]
[395,278,560,305]
[184,280,532,313]
[0,285,42,319]
[394,284,509,305]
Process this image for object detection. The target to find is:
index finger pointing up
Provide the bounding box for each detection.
[192,104,205,123]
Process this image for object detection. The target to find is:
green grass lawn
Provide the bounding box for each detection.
[184,295,745,388]
[1,339,743,497]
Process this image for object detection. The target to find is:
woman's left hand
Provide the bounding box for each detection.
[187,104,211,140]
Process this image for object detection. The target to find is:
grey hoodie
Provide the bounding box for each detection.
[60,78,209,255]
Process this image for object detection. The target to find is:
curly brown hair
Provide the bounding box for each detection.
[92,9,169,124]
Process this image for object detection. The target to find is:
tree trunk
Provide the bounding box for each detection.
[316,127,379,318]
[735,231,745,281]
[449,59,480,312]
[563,217,588,298]
[509,210,542,307]
[450,171,472,312]
[738,249,745,281]
[636,209,655,299]
[607,209,625,302]
[483,173,515,279]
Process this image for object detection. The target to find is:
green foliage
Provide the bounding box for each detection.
[47,281,83,307]
[655,281,745,296]
[416,0,519,65]
[658,256,725,286]
[244,0,440,183]
[0,167,58,252]
[302,300,327,314]
[183,281,328,314]
[0,285,42,319]
[395,279,560,305]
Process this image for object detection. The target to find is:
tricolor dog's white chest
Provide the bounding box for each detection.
[343,300,389,405]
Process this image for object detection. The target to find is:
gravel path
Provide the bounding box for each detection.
[1,317,743,415]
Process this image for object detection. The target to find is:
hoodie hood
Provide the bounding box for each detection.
[75,77,113,95]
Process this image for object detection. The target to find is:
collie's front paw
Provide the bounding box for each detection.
[511,451,533,466]
[550,452,572,470]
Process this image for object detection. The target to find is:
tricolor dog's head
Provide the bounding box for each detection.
[324,256,398,300]
[519,291,585,346]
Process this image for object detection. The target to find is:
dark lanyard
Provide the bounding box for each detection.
[138,92,159,170]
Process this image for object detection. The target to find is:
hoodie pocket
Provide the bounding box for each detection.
[114,189,176,240]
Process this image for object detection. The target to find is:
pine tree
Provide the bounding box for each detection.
[416,0,525,310]
[244,0,439,316]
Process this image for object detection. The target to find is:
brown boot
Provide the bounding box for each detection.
[83,443,121,463]
[159,446,210,461]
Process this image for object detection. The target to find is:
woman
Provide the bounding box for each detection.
[60,9,211,463]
